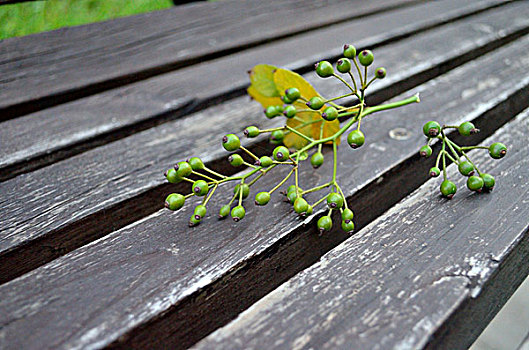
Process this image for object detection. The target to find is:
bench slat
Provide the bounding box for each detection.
[1,0,517,181]
[1,3,529,284]
[0,0,419,119]
[195,110,529,350]
[1,35,528,349]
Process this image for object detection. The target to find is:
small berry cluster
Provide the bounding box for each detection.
[419,121,507,198]
[164,45,419,233]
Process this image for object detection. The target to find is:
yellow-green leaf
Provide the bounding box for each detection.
[247,64,283,108]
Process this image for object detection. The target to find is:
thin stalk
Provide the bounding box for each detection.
[203,184,218,206]
[286,125,314,142]
[239,146,260,162]
[332,73,355,93]
[269,167,295,194]
[203,167,227,179]
[191,170,216,182]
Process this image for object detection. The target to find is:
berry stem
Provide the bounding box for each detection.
[335,183,348,210]
[347,71,358,92]
[269,167,295,194]
[352,56,364,87]
[286,125,315,142]
[332,140,338,184]
[322,92,355,103]
[203,167,227,179]
[301,182,332,195]
[332,73,356,94]
[239,145,259,162]
[203,184,218,206]
[192,170,217,182]
[181,177,195,183]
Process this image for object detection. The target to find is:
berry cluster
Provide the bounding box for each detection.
[419,121,507,198]
[164,45,419,233]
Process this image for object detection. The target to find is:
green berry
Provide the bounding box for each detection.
[489,142,507,159]
[234,183,250,199]
[231,205,246,222]
[429,167,441,177]
[283,105,297,118]
[244,126,260,138]
[175,161,192,177]
[467,175,484,192]
[285,88,301,101]
[294,197,309,214]
[273,146,290,161]
[419,145,432,158]
[358,50,374,66]
[306,205,313,215]
[193,205,207,220]
[165,193,185,211]
[307,96,324,110]
[347,130,365,149]
[458,161,475,176]
[271,130,285,142]
[189,215,201,227]
[265,106,280,118]
[310,151,324,168]
[192,180,209,196]
[336,58,352,73]
[259,156,273,167]
[317,216,332,233]
[458,122,479,136]
[219,205,231,219]
[341,220,355,233]
[287,190,298,204]
[480,173,495,191]
[423,121,441,138]
[165,168,182,184]
[222,134,240,151]
[342,208,354,222]
[287,185,296,194]
[375,67,386,79]
[327,192,344,209]
[315,61,334,78]
[187,157,204,171]
[281,95,294,104]
[440,180,457,199]
[322,106,338,121]
[255,192,271,206]
[343,44,356,59]
[228,154,244,167]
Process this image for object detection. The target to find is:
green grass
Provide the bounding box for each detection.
[0,0,174,40]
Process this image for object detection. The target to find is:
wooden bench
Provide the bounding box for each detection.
[1,0,528,349]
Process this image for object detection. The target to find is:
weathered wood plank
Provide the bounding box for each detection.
[2,5,529,284]
[0,0,421,119]
[2,0,519,181]
[1,35,529,349]
[195,110,529,350]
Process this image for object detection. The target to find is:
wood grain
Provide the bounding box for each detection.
[195,110,529,350]
[0,0,421,119]
[2,5,528,284]
[2,0,520,181]
[1,35,529,349]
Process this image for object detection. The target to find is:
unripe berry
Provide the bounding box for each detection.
[193,205,207,220]
[244,126,260,138]
[347,130,365,149]
[322,106,338,121]
[341,220,355,233]
[273,146,290,161]
[287,185,296,194]
[480,173,495,191]
[219,204,231,219]
[419,145,432,158]
[165,193,185,211]
[234,183,250,199]
[192,180,209,196]
[458,161,475,176]
[310,151,324,168]
[255,192,271,206]
[265,106,280,118]
[189,215,201,227]
[306,205,313,215]
[440,180,457,199]
[327,192,344,209]
[315,61,334,78]
[281,95,294,104]
[259,156,273,167]
[375,67,386,79]
[342,208,354,222]
[294,197,309,214]
[489,142,507,159]
[285,87,301,101]
[231,205,246,222]
[317,216,332,233]
[283,105,297,118]
[165,168,182,184]
[358,50,374,66]
[222,134,240,151]
[228,154,244,167]
[343,44,357,59]
[422,121,441,138]
[271,130,285,143]
[175,161,192,177]
[187,157,204,171]
[287,190,298,205]
[429,167,441,177]
[336,58,352,73]
[458,121,479,136]
[307,96,324,110]
[467,175,484,192]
